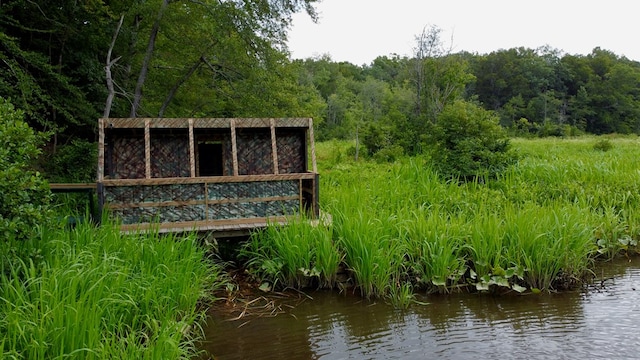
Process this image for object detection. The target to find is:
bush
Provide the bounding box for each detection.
[0,98,52,241]
[42,138,97,182]
[427,100,516,181]
[373,144,404,163]
[362,122,393,155]
[593,139,613,152]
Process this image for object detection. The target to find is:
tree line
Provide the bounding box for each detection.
[2,2,639,179]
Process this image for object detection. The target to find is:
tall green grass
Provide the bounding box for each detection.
[0,219,222,359]
[244,136,640,303]
[240,218,341,290]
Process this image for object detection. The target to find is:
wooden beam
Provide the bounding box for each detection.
[270,118,279,174]
[97,118,105,181]
[308,118,317,173]
[118,215,293,234]
[100,173,316,187]
[188,118,195,177]
[230,119,239,176]
[102,117,313,129]
[144,119,151,179]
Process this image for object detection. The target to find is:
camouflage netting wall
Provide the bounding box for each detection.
[110,137,145,179]
[276,129,305,173]
[151,132,189,178]
[106,127,307,179]
[104,180,300,224]
[237,129,272,175]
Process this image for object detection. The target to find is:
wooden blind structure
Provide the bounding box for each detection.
[97,118,319,235]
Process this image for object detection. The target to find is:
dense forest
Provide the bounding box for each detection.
[2,1,640,180]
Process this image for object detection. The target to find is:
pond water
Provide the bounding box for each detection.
[201,256,640,359]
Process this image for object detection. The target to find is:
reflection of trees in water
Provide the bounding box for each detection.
[202,258,640,359]
[418,292,584,333]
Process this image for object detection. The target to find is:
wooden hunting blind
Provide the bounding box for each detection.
[97,118,319,235]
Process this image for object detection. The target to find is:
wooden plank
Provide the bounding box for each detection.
[308,118,317,173]
[101,173,316,187]
[97,118,105,182]
[230,119,239,176]
[144,119,151,179]
[270,118,279,174]
[101,118,313,129]
[50,183,97,191]
[192,118,229,128]
[188,118,195,177]
[118,215,292,234]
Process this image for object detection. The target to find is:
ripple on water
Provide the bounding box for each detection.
[202,257,640,360]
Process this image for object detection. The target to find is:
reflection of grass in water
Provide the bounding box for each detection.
[0,218,222,359]
[246,136,640,303]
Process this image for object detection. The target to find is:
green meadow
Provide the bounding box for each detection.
[243,136,640,305]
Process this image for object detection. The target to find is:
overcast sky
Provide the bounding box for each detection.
[287,0,640,65]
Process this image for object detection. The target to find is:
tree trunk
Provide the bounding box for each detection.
[130,0,170,117]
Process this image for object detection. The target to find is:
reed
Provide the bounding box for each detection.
[0,218,221,359]
[240,218,341,289]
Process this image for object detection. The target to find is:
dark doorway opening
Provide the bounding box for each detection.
[198,143,223,176]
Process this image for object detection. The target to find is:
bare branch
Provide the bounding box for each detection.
[104,14,125,118]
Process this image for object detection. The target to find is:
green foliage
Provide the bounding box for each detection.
[373,144,404,163]
[0,219,222,359]
[240,219,341,290]
[0,98,52,241]
[42,139,98,183]
[362,122,393,155]
[427,100,516,180]
[593,138,613,152]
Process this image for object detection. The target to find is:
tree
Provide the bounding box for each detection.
[412,25,474,130]
[105,0,320,118]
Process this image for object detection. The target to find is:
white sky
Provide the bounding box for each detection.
[287,0,640,65]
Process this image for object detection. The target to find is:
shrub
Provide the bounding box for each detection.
[42,138,97,182]
[593,139,613,152]
[427,100,516,181]
[373,144,404,163]
[0,98,51,241]
[362,122,393,155]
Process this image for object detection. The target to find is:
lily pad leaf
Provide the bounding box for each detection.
[432,276,446,287]
[259,282,272,292]
[511,284,527,293]
[476,282,489,291]
[469,268,477,280]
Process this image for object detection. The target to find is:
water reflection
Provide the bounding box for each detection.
[201,257,640,359]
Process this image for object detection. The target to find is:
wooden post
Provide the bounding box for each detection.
[308,118,317,173]
[97,118,105,181]
[230,119,239,176]
[270,118,279,174]
[188,118,195,177]
[144,119,151,179]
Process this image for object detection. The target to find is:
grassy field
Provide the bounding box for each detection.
[243,136,640,305]
[0,219,224,359]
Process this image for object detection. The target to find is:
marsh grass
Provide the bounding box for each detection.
[240,218,341,290]
[0,218,221,359]
[243,136,640,304]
